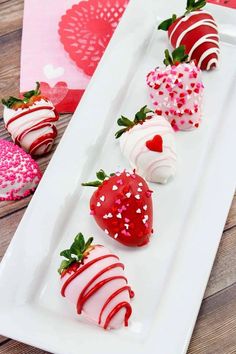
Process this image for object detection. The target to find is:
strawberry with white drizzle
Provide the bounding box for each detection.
[146,46,204,131]
[0,139,42,201]
[115,106,177,184]
[2,82,59,156]
[82,169,153,247]
[158,0,219,71]
[59,233,134,330]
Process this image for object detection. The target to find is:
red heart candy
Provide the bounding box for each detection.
[146,135,163,153]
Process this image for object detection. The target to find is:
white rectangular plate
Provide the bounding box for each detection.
[0,1,236,353]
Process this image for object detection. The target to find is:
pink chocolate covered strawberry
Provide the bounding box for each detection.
[59,233,134,330]
[82,169,153,247]
[2,82,59,156]
[146,46,204,131]
[158,0,219,70]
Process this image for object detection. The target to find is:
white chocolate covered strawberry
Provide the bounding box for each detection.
[115,106,177,184]
[59,233,134,330]
[2,83,59,156]
[146,46,204,131]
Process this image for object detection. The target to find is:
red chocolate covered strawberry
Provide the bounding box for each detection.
[158,0,219,70]
[82,170,153,247]
[2,82,59,156]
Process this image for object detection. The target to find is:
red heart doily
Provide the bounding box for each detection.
[58,0,128,77]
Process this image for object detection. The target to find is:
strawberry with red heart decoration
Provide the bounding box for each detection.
[158,0,219,70]
[115,106,177,184]
[82,169,153,247]
[147,46,204,131]
[59,233,134,330]
[2,82,59,156]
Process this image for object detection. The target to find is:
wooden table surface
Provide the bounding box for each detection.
[0,1,236,353]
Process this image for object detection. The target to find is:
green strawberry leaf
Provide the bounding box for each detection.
[58,233,94,274]
[115,106,153,139]
[158,14,177,31]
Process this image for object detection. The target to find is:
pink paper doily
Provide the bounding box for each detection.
[59,0,128,77]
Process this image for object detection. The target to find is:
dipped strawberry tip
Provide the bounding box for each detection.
[2,82,44,109]
[158,0,206,31]
[163,46,189,66]
[82,169,116,187]
[115,105,153,139]
[58,233,94,275]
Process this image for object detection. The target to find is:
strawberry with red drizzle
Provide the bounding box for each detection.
[82,170,153,247]
[59,233,134,330]
[2,82,59,156]
[158,0,219,70]
[146,46,204,131]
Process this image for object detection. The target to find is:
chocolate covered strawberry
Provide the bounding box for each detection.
[59,233,134,330]
[82,169,153,247]
[147,46,204,131]
[158,0,219,70]
[2,82,59,156]
[115,106,177,184]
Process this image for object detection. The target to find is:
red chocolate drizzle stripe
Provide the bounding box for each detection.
[6,106,58,129]
[103,301,132,329]
[61,254,119,296]
[76,275,127,314]
[76,262,124,314]
[29,126,58,155]
[98,285,133,325]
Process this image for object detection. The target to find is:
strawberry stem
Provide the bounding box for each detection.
[82,169,115,187]
[115,106,153,139]
[163,46,189,66]
[158,0,206,31]
[58,233,94,274]
[2,82,41,108]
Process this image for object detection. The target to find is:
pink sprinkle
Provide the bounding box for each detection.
[115,199,121,205]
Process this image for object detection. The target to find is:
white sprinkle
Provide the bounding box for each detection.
[136,209,141,214]
[135,194,140,200]
[105,229,109,235]
[138,182,143,187]
[126,192,131,198]
[103,214,108,219]
[144,215,149,221]
[143,205,147,211]
[116,213,122,219]
[107,213,113,218]
[114,233,118,239]
[97,202,101,207]
[100,195,105,201]
[124,223,129,229]
[137,188,142,192]
[112,185,118,191]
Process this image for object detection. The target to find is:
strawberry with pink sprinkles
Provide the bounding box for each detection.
[147,45,204,131]
[0,139,42,201]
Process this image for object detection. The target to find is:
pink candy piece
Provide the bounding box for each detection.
[0,139,42,201]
